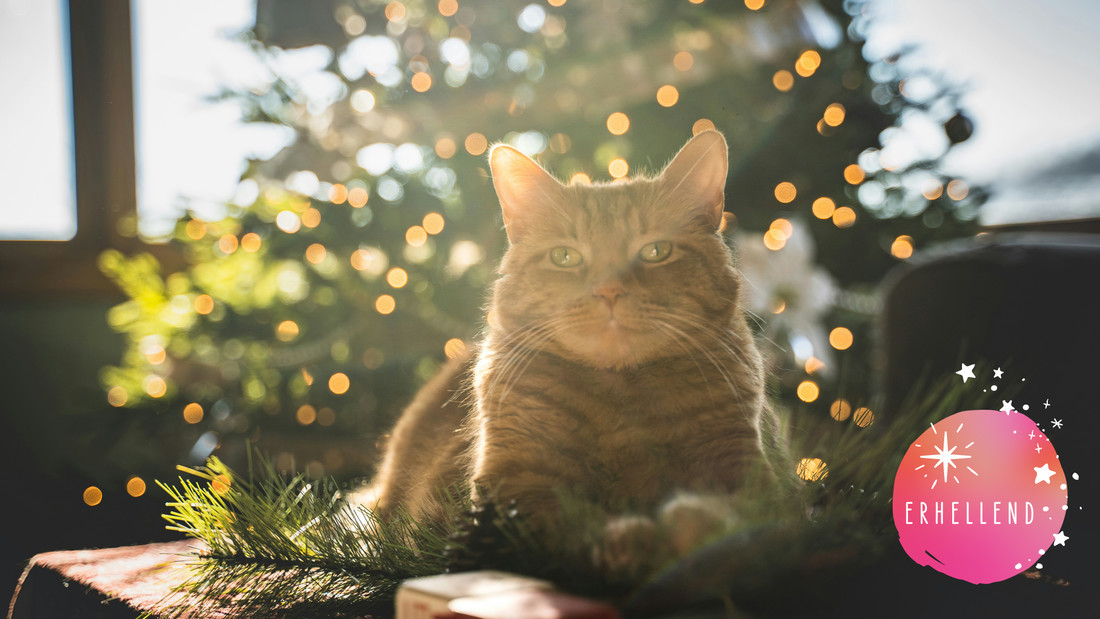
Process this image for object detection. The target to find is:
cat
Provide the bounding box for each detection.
[354,130,795,566]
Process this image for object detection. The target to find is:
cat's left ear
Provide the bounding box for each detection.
[658,130,728,229]
[489,145,565,242]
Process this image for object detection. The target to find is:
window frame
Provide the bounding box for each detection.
[0,0,179,298]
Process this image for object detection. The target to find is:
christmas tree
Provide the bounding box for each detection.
[101,0,980,480]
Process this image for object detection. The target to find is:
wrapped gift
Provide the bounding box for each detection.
[395,570,553,619]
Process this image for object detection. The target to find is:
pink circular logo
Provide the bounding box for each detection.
[893,409,1068,584]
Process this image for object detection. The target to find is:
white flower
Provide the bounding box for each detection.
[735,219,837,369]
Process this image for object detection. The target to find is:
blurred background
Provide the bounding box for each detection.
[2,0,1098,604]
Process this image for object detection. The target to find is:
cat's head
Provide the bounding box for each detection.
[487,131,741,370]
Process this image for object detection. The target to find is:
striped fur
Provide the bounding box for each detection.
[363,131,791,529]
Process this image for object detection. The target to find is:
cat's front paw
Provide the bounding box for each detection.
[596,515,658,577]
[658,493,739,557]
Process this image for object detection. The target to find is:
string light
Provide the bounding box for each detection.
[305,243,327,264]
[387,267,409,288]
[796,457,828,481]
[797,380,819,402]
[241,232,262,252]
[218,234,239,254]
[438,0,458,17]
[183,402,204,424]
[854,407,875,428]
[328,373,350,395]
[673,51,694,71]
[922,181,944,200]
[745,0,765,10]
[606,112,630,135]
[812,197,835,219]
[796,50,821,77]
[774,181,796,203]
[297,404,317,425]
[107,386,128,407]
[829,327,853,350]
[843,164,865,184]
[329,184,348,204]
[276,320,300,341]
[947,179,969,200]
[194,294,215,315]
[144,375,167,398]
[830,399,852,421]
[832,206,857,228]
[411,72,432,92]
[891,235,915,259]
[465,133,488,156]
[406,226,428,247]
[276,211,301,233]
[656,85,679,107]
[608,158,629,179]
[692,118,715,135]
[772,70,794,92]
[348,187,369,208]
[185,219,206,240]
[823,103,846,126]
[301,208,321,228]
[763,229,786,251]
[126,476,147,497]
[375,294,396,314]
[385,1,407,22]
[570,172,591,185]
[423,212,445,234]
[435,137,457,159]
[83,486,103,507]
[444,338,467,359]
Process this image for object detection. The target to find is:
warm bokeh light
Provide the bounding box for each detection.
[606,112,630,135]
[548,0,566,6]
[608,158,629,179]
[301,208,321,228]
[812,197,836,219]
[797,380,819,403]
[769,218,793,240]
[329,183,348,204]
[217,234,238,254]
[444,338,467,359]
[107,386,128,407]
[829,326,853,350]
[350,89,375,113]
[240,232,262,252]
[386,267,409,288]
[465,132,488,155]
[276,320,300,341]
[183,402,204,424]
[438,0,458,17]
[348,186,369,208]
[692,118,715,135]
[126,476,147,497]
[922,181,943,200]
[804,356,826,374]
[854,406,875,428]
[423,212,445,234]
[762,229,787,251]
[832,206,857,228]
[83,486,103,507]
[328,373,350,395]
[350,249,372,271]
[771,299,786,314]
[823,103,846,126]
[796,50,821,77]
[656,85,679,107]
[144,375,167,398]
[772,69,794,92]
[570,172,591,185]
[435,137,456,159]
[317,407,336,426]
[185,219,206,240]
[296,404,317,425]
[891,235,915,259]
[774,181,797,203]
[276,211,301,234]
[843,164,865,184]
[830,399,852,421]
[212,474,231,495]
[745,0,765,10]
[406,225,428,247]
[549,133,571,154]
[673,50,694,71]
[375,294,396,314]
[947,179,969,201]
[385,1,407,22]
[411,71,432,92]
[194,294,215,315]
[796,457,828,481]
[305,243,327,264]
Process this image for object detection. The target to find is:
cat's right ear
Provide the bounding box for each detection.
[489,144,563,242]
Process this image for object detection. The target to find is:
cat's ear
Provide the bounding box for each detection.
[489,144,564,242]
[658,130,728,229]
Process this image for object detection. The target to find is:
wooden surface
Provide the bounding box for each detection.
[9,540,202,618]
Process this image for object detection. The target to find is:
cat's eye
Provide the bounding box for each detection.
[549,246,584,268]
[638,241,673,263]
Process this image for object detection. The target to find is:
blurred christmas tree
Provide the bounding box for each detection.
[100,0,982,477]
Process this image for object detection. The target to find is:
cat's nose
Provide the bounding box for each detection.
[593,282,626,307]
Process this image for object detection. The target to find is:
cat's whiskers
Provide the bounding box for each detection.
[486,314,576,405]
[646,309,747,404]
[649,321,724,409]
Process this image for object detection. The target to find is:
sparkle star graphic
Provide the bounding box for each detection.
[1044,399,1051,409]
[1034,463,1056,484]
[1052,419,1063,429]
[993,367,1004,379]
[1053,531,1069,546]
[920,432,972,485]
[956,363,976,383]
[1000,400,1015,414]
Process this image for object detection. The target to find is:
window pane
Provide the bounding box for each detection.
[0,0,77,240]
[132,0,292,240]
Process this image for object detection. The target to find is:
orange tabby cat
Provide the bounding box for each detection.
[359,130,793,558]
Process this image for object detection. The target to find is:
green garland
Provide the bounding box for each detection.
[150,377,971,618]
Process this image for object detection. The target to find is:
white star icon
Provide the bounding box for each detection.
[1043,399,1051,409]
[1000,400,1015,414]
[1052,419,1063,429]
[1034,463,1056,484]
[956,363,976,383]
[993,367,1004,379]
[1053,531,1069,546]
[920,432,972,484]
